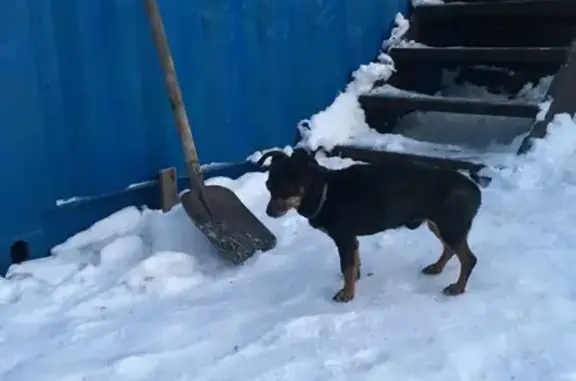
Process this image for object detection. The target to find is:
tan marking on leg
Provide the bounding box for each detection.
[422,220,455,275]
[443,239,477,296]
[334,242,360,302]
[344,246,360,293]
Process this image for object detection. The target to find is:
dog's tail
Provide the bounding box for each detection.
[467,168,491,188]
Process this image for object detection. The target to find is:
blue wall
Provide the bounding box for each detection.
[0,0,409,272]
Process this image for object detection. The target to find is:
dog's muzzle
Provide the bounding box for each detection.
[265,198,290,218]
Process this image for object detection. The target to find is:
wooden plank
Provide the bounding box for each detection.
[360,93,539,117]
[391,47,568,65]
[158,167,179,212]
[331,146,485,172]
[415,0,576,18]
[518,39,576,153]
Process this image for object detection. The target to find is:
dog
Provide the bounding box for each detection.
[257,148,482,303]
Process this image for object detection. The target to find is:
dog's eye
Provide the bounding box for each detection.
[280,185,301,197]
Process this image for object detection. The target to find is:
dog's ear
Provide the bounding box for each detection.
[256,150,289,168]
[291,147,316,165]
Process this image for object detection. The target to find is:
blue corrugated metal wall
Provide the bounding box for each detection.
[0,0,409,271]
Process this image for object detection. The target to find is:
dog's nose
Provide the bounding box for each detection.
[266,200,285,218]
[266,204,279,217]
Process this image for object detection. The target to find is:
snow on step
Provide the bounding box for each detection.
[361,85,540,118]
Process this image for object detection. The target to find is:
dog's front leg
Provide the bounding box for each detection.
[332,236,360,303]
[339,237,361,281]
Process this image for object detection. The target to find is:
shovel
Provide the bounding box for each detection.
[144,0,277,264]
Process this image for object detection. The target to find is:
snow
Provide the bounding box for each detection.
[291,5,558,168]
[3,7,576,381]
[2,114,576,380]
[296,92,371,152]
[298,66,555,165]
[381,13,411,52]
[293,14,406,152]
[294,12,555,167]
[246,145,294,166]
[497,113,576,189]
[52,206,143,258]
[412,0,445,5]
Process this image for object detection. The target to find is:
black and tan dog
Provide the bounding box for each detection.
[257,148,482,303]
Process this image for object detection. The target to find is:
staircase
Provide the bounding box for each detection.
[329,0,576,180]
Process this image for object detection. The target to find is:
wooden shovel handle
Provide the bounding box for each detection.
[144,0,206,188]
[144,0,216,218]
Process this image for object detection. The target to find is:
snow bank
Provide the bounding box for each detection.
[99,235,146,271]
[297,92,370,151]
[0,272,46,304]
[52,206,144,262]
[290,14,410,152]
[381,13,411,52]
[499,113,576,189]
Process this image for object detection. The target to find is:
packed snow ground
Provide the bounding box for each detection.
[2,112,576,381]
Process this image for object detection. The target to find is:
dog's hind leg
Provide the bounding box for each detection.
[443,238,477,296]
[422,221,454,275]
[422,221,477,295]
[427,185,480,295]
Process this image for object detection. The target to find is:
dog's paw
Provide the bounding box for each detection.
[332,288,355,303]
[421,263,443,275]
[443,283,465,296]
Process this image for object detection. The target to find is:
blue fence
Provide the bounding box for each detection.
[0,0,409,272]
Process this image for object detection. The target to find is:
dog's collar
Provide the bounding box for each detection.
[308,183,328,220]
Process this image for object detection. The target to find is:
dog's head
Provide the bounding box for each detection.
[257,148,319,218]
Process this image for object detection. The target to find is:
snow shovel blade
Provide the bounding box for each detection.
[180,185,277,264]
